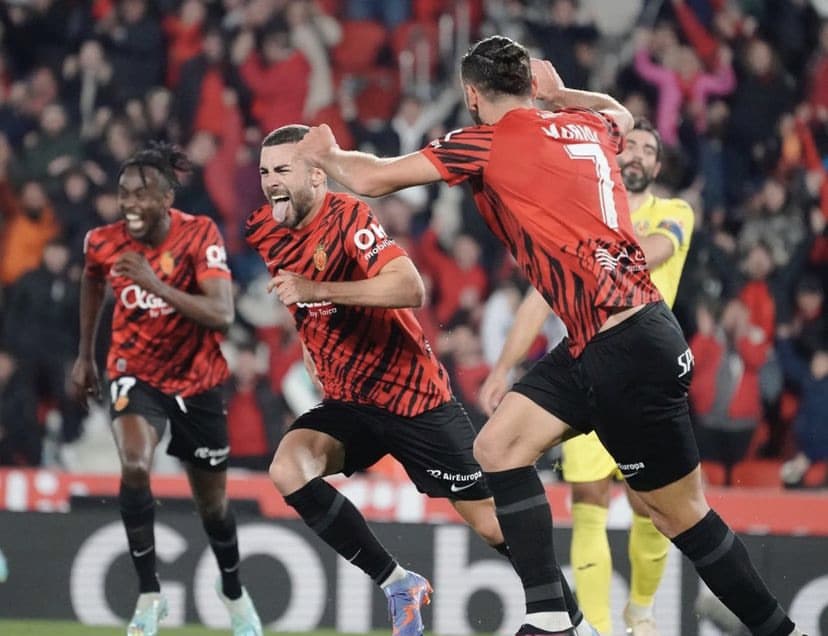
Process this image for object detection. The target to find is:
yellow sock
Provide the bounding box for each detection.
[628,513,669,607]
[571,503,611,634]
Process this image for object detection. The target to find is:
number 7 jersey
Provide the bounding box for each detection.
[421,107,661,357]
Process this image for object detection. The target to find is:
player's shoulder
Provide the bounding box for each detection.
[328,190,373,225]
[652,196,694,221]
[85,219,127,254]
[171,208,217,230]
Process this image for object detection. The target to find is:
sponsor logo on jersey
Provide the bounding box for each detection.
[120,284,175,317]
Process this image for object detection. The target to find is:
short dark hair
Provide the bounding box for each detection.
[118,141,191,191]
[460,36,532,98]
[632,118,663,162]
[262,125,310,147]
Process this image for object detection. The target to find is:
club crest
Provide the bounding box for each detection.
[313,243,327,271]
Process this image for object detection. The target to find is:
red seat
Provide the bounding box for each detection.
[392,20,440,74]
[355,68,400,122]
[700,461,727,487]
[803,461,828,488]
[332,20,388,74]
[731,460,783,488]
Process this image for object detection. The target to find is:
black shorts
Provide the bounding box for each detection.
[109,376,229,472]
[289,398,490,501]
[512,302,699,491]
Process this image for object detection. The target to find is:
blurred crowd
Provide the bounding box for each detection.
[0,0,825,486]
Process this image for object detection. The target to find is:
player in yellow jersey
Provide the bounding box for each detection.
[480,119,694,636]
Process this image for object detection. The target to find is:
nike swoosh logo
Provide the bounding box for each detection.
[222,563,240,573]
[450,481,479,493]
[347,549,362,562]
[209,456,227,466]
[132,546,154,558]
[576,562,597,571]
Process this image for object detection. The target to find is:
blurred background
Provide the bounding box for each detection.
[0,0,826,633]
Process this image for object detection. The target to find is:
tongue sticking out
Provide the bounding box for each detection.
[272,198,289,223]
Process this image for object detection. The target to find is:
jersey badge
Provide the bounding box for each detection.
[313,242,328,271]
[160,251,175,276]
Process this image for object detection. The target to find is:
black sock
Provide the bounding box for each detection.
[493,541,582,625]
[285,478,396,584]
[672,510,794,636]
[203,511,242,600]
[485,467,570,615]
[120,482,160,594]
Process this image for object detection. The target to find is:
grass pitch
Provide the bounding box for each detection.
[0,621,393,636]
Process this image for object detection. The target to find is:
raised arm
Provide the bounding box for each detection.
[295,124,442,197]
[532,58,634,135]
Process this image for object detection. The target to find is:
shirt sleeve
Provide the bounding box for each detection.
[420,125,495,186]
[342,200,409,277]
[648,200,695,254]
[82,229,107,280]
[194,219,232,282]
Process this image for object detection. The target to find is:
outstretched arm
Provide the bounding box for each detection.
[295,124,442,197]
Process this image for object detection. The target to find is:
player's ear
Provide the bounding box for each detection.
[530,74,539,100]
[464,83,478,110]
[310,165,327,187]
[162,188,175,209]
[652,160,662,180]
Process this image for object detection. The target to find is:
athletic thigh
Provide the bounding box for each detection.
[168,387,230,472]
[582,303,699,492]
[383,399,490,500]
[288,400,387,476]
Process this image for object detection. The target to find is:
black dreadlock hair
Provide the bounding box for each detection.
[118,140,191,192]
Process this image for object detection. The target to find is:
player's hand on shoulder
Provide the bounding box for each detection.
[112,252,161,291]
[70,356,100,407]
[530,58,565,105]
[295,124,338,167]
[479,366,510,417]
[268,269,321,305]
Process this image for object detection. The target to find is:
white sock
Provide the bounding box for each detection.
[626,600,654,620]
[379,565,407,589]
[573,617,597,635]
[525,611,572,632]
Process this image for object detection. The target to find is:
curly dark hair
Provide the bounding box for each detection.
[118,140,192,191]
[460,35,532,98]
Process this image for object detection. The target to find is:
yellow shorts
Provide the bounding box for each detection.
[561,432,622,483]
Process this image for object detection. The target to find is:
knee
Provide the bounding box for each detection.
[646,498,708,539]
[571,480,611,508]
[473,429,502,471]
[121,459,151,489]
[473,514,504,546]
[269,453,306,496]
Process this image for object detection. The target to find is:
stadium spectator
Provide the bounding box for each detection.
[776,324,828,488]
[690,299,764,483]
[233,23,311,133]
[3,239,83,444]
[0,348,41,466]
[225,343,284,471]
[0,177,59,288]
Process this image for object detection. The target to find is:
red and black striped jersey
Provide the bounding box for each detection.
[84,209,231,396]
[245,191,451,417]
[422,107,661,357]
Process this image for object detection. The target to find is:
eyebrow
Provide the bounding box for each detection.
[260,163,291,171]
